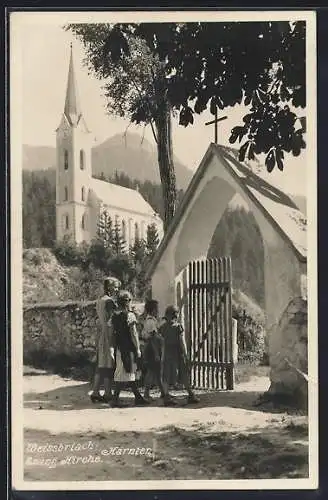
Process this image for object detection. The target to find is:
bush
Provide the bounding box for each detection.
[232,290,266,365]
[53,236,84,267]
[61,265,107,302]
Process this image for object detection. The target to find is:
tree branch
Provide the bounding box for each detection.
[150,120,158,144]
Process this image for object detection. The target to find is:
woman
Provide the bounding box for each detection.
[90,278,119,403]
[111,290,149,407]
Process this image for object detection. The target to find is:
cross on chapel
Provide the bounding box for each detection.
[205,110,228,144]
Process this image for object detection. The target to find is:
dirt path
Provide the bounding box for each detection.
[23,370,309,481]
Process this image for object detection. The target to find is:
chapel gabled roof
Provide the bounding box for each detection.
[145,143,307,280]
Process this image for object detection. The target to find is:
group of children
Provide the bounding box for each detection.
[90,278,199,408]
[141,299,199,405]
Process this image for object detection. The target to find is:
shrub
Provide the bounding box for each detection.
[61,265,107,302]
[232,290,266,365]
[53,236,84,267]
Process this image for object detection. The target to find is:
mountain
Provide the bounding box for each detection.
[22,133,193,190]
[92,133,193,190]
[22,136,307,212]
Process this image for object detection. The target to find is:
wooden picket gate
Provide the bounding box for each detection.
[176,257,234,390]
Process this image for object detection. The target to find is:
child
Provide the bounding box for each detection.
[110,290,149,407]
[142,300,175,405]
[160,305,199,405]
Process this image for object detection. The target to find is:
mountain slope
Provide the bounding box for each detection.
[91,133,193,190]
[23,145,56,171]
[22,136,307,213]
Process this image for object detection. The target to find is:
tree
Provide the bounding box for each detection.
[97,210,113,248]
[67,25,177,231]
[67,22,305,227]
[145,223,160,259]
[112,217,127,255]
[23,169,56,248]
[129,235,147,297]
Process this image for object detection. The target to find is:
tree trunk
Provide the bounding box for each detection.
[155,96,177,232]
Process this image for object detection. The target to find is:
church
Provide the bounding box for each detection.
[55,46,164,247]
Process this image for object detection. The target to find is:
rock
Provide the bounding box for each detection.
[268,297,308,408]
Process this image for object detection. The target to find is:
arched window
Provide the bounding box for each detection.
[64,150,68,170]
[141,221,146,239]
[64,186,68,201]
[64,214,69,230]
[128,218,133,246]
[80,149,85,170]
[81,186,85,202]
[82,214,86,230]
[121,219,127,241]
[135,222,139,241]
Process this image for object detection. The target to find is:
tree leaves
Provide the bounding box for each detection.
[229,126,245,144]
[179,106,194,126]
[68,20,306,190]
[265,149,276,173]
[276,148,284,171]
[238,142,250,163]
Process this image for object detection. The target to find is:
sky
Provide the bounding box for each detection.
[15,17,308,196]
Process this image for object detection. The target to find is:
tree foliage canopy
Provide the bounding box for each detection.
[68,21,305,172]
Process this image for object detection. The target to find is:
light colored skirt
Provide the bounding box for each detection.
[97,326,114,369]
[114,350,137,382]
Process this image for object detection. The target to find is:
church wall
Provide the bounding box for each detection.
[71,126,92,203]
[56,119,76,242]
[100,205,163,247]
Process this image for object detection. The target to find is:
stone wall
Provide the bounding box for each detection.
[23,301,99,367]
[23,300,145,370]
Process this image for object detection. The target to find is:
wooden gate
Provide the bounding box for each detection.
[176,257,234,390]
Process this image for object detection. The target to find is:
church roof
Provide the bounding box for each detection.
[145,143,306,280]
[90,178,159,217]
[64,45,83,127]
[217,146,307,258]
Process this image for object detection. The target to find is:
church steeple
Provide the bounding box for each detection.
[64,43,82,126]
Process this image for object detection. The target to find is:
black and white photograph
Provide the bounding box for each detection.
[10,10,318,490]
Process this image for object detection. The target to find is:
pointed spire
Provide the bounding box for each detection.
[64,44,82,126]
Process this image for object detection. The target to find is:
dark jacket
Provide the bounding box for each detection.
[112,310,138,373]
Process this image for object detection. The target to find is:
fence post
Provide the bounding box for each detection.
[232,318,238,363]
[232,317,238,387]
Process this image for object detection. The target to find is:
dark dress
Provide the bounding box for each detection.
[111,310,139,382]
[160,320,185,387]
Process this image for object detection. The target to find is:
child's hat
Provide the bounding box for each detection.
[164,305,179,319]
[118,290,132,304]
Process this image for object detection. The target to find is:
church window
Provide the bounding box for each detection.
[122,219,127,241]
[80,150,85,170]
[135,222,140,241]
[82,214,86,230]
[81,186,85,202]
[64,150,69,170]
[64,214,69,230]
[64,186,68,201]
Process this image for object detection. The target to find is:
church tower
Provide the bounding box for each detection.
[56,44,92,244]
